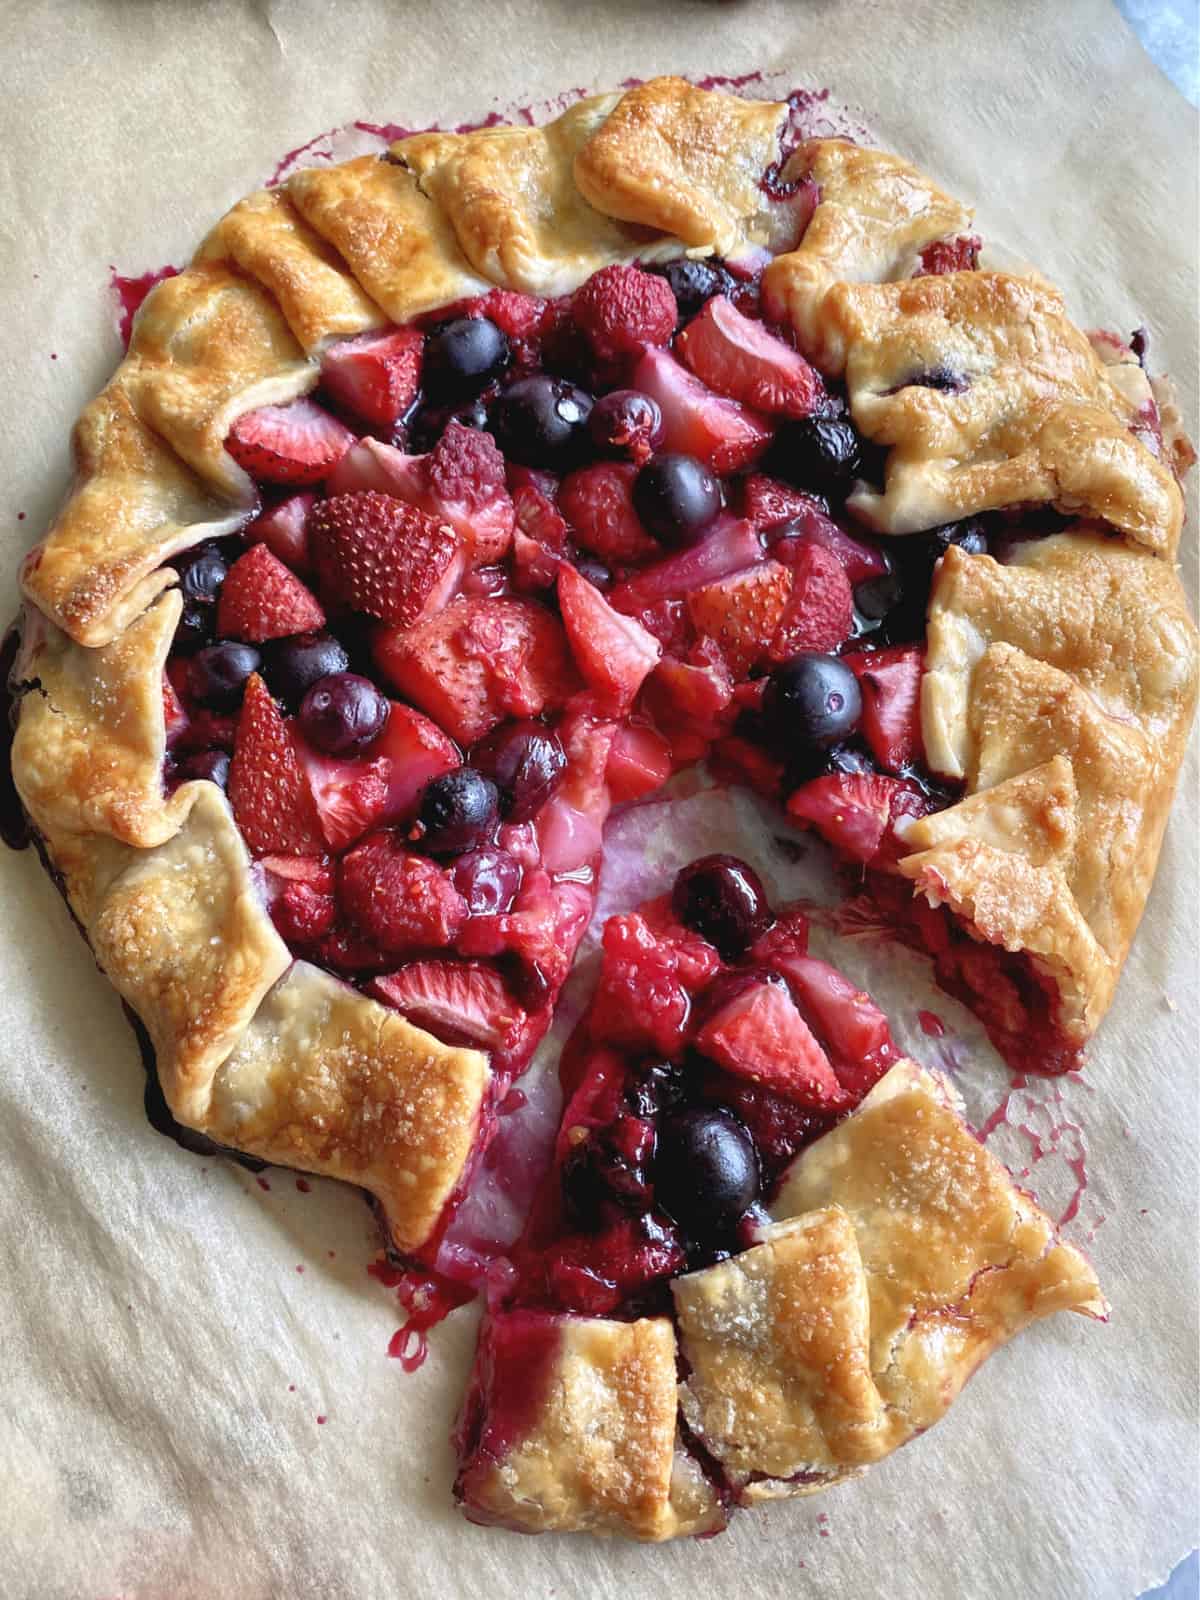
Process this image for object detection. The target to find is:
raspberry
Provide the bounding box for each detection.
[572,265,677,365]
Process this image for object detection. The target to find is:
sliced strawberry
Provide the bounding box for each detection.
[676,295,825,417]
[295,746,390,851]
[608,515,764,614]
[374,596,576,746]
[845,645,924,773]
[370,960,525,1050]
[686,559,792,678]
[917,234,981,275]
[216,543,325,643]
[558,462,659,564]
[633,347,773,474]
[320,326,423,427]
[695,980,846,1108]
[572,265,676,365]
[786,772,927,865]
[244,493,315,573]
[339,831,468,955]
[589,912,694,1057]
[228,673,325,856]
[162,674,187,746]
[557,564,661,715]
[767,542,853,659]
[309,491,463,627]
[226,397,356,486]
[742,474,828,533]
[766,953,895,1099]
[769,513,889,584]
[370,701,461,821]
[424,423,515,566]
[511,528,562,592]
[259,853,338,945]
[709,733,785,797]
[641,642,735,762]
[327,436,427,499]
[605,723,673,803]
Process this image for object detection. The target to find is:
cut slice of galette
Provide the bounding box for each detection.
[3,75,1193,1536]
[453,859,1106,1537]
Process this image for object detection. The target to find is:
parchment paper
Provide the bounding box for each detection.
[0,4,1195,1596]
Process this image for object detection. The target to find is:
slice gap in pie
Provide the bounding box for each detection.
[452,855,1107,1538]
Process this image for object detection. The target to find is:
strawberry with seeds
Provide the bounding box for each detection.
[321,326,424,427]
[228,673,326,856]
[216,543,326,643]
[686,560,792,678]
[370,960,525,1051]
[226,396,356,485]
[309,491,464,627]
[695,979,847,1108]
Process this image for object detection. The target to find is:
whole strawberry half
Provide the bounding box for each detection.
[216,542,326,643]
[309,491,464,626]
[226,396,356,485]
[320,326,423,427]
[228,673,325,856]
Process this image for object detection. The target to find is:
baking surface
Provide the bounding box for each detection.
[0,3,1195,1597]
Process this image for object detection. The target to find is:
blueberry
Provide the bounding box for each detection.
[671,854,772,960]
[910,366,968,394]
[261,632,351,709]
[490,375,594,469]
[424,316,509,401]
[932,517,988,559]
[625,1060,686,1121]
[188,641,261,710]
[633,452,722,546]
[762,653,862,752]
[773,414,864,497]
[173,600,214,656]
[573,556,613,592]
[588,390,664,460]
[175,749,231,789]
[471,720,566,823]
[653,258,736,322]
[654,1107,760,1237]
[451,847,522,914]
[417,768,500,854]
[298,672,388,755]
[176,544,229,604]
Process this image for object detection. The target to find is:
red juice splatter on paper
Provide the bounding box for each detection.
[255,1175,271,1191]
[917,1009,945,1037]
[368,1260,473,1373]
[110,266,179,348]
[973,1074,1101,1234]
[295,1177,311,1193]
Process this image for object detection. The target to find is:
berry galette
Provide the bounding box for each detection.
[4,76,1194,1539]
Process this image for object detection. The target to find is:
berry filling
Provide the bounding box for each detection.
[144,236,1116,1284]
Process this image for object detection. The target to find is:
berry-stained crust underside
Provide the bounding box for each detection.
[5,76,1196,1541]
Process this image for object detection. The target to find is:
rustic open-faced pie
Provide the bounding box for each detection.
[4,75,1193,1538]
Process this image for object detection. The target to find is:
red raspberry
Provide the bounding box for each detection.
[572,265,677,365]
